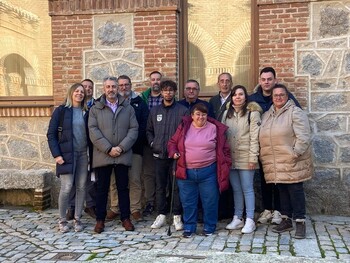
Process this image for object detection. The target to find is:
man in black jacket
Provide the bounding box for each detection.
[209,72,233,220]
[146,80,189,230]
[209,72,233,121]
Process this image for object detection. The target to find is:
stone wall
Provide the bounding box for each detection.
[0,117,60,207]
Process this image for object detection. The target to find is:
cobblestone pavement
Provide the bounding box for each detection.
[0,208,349,262]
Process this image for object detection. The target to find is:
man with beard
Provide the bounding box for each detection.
[106,71,163,220]
[146,80,189,230]
[139,71,163,217]
[89,76,138,233]
[107,75,149,221]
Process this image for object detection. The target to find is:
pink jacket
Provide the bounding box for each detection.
[168,116,232,193]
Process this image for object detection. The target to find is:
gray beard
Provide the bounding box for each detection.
[152,85,160,93]
[119,91,131,98]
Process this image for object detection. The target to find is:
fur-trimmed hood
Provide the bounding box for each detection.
[225,101,263,115]
[247,101,263,114]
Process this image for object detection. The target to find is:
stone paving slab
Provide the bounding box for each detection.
[0,208,349,262]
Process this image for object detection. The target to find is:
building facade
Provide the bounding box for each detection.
[0,0,349,215]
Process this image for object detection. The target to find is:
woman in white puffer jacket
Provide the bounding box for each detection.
[222,85,262,234]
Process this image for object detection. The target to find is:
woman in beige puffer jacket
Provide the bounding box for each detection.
[222,85,262,234]
[259,84,313,239]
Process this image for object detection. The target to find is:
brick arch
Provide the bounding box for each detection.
[188,22,219,69]
[220,21,251,68]
[0,37,40,96]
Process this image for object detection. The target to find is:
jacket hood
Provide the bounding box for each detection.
[247,101,263,114]
[253,84,261,93]
[225,100,263,115]
[269,99,295,116]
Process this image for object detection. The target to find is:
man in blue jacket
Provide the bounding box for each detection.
[249,67,301,226]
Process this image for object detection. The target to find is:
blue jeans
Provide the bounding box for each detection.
[59,151,88,221]
[94,164,130,221]
[277,182,306,220]
[229,169,255,219]
[177,163,219,233]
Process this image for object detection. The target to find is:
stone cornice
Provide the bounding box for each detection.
[0,0,39,23]
[48,0,181,16]
[257,0,328,5]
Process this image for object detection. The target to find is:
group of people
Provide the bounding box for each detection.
[47,67,313,239]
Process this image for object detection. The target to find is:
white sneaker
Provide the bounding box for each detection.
[151,214,166,229]
[74,219,84,232]
[226,215,244,230]
[241,218,256,234]
[173,215,184,231]
[271,210,282,225]
[257,209,272,224]
[58,220,69,233]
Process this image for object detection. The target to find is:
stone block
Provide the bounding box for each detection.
[310,79,336,91]
[315,115,347,133]
[305,168,350,215]
[311,92,349,112]
[334,134,350,146]
[312,136,336,164]
[0,169,53,210]
[7,138,39,160]
[340,147,350,163]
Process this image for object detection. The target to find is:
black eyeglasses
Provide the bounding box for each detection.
[118,84,131,87]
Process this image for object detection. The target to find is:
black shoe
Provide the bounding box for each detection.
[272,218,293,233]
[202,230,214,236]
[295,221,306,239]
[66,207,75,221]
[182,231,194,238]
[142,203,154,217]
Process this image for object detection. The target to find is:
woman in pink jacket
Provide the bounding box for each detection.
[168,103,231,238]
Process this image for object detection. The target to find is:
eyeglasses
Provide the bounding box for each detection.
[273,94,287,98]
[118,84,131,88]
[185,87,199,92]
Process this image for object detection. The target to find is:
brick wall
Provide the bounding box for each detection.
[134,11,178,83]
[50,0,180,105]
[51,15,93,105]
[258,1,310,107]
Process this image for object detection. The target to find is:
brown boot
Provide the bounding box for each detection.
[122,218,135,231]
[295,219,306,239]
[106,209,119,221]
[94,220,105,233]
[84,207,96,219]
[131,211,142,221]
[272,218,293,233]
